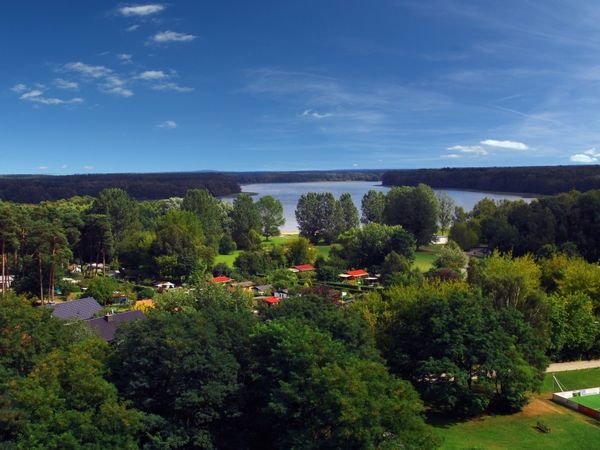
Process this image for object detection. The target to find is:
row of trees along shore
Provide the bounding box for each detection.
[0,183,599,447]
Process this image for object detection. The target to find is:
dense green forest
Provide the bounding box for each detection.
[1,183,600,448]
[382,165,600,195]
[229,169,385,184]
[0,172,240,202]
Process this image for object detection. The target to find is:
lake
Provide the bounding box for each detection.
[237,181,534,232]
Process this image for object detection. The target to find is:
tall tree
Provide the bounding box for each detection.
[296,192,342,244]
[384,184,439,247]
[338,192,359,231]
[256,195,285,240]
[91,188,140,245]
[0,203,18,295]
[436,191,455,234]
[361,190,386,224]
[230,194,261,249]
[181,189,223,249]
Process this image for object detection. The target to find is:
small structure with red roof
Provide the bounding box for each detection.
[290,264,315,273]
[262,296,281,305]
[341,269,369,281]
[212,276,232,283]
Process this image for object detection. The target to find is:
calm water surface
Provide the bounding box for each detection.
[237,181,534,232]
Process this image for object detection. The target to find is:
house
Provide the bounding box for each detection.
[290,264,315,273]
[230,281,255,291]
[212,276,232,283]
[155,281,175,292]
[253,284,274,296]
[262,296,281,305]
[0,275,14,290]
[48,297,103,321]
[274,288,289,299]
[341,269,369,281]
[86,310,147,342]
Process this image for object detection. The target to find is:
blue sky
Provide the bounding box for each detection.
[2,0,600,174]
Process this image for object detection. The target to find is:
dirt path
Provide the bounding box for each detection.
[546,360,600,373]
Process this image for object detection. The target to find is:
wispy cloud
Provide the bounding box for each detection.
[118,4,165,17]
[480,139,529,150]
[300,109,332,119]
[151,30,197,43]
[18,88,83,105]
[442,154,461,159]
[448,145,488,155]
[10,83,28,93]
[82,165,95,170]
[151,82,194,92]
[136,70,169,80]
[54,78,79,90]
[570,148,599,163]
[158,120,178,129]
[117,53,133,64]
[64,62,112,78]
[36,166,49,170]
[127,24,140,32]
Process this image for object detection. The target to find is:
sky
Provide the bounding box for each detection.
[2,0,600,174]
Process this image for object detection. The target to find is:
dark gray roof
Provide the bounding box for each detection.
[86,310,147,341]
[49,297,102,320]
[254,284,273,292]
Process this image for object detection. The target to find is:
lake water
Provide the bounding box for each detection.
[237,181,534,232]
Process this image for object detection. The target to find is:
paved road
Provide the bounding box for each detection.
[546,360,600,373]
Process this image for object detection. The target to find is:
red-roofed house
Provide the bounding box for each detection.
[262,296,281,305]
[212,276,232,283]
[345,269,369,280]
[293,264,315,272]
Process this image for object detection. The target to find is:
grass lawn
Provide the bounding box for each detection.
[542,368,600,393]
[573,394,600,410]
[433,368,600,449]
[434,398,600,450]
[414,244,442,272]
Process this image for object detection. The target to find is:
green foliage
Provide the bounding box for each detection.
[433,241,468,271]
[295,192,343,244]
[384,184,440,247]
[338,192,359,230]
[218,234,237,255]
[284,236,316,266]
[86,276,120,305]
[361,189,385,224]
[181,189,223,249]
[231,194,261,249]
[6,338,141,449]
[335,223,416,270]
[256,195,285,239]
[245,320,439,449]
[448,221,479,250]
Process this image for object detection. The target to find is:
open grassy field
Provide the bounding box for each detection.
[433,368,600,449]
[573,394,600,410]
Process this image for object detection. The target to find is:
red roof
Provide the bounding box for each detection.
[347,269,368,277]
[263,296,281,305]
[294,264,315,271]
[212,276,231,283]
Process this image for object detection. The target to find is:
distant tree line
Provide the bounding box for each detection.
[0,172,240,203]
[229,169,385,184]
[382,165,600,195]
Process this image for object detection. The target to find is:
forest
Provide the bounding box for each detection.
[0,172,240,203]
[0,183,599,448]
[382,165,600,195]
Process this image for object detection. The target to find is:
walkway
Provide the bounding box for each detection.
[546,360,600,373]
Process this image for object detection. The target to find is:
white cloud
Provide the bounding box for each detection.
[10,83,28,93]
[151,30,197,43]
[127,24,140,32]
[54,78,79,90]
[447,145,488,155]
[300,109,332,119]
[64,62,112,78]
[442,154,461,159]
[18,89,83,105]
[117,53,133,64]
[82,165,95,170]
[104,86,134,97]
[158,120,178,129]
[151,82,194,92]
[570,147,600,163]
[137,70,169,80]
[37,166,49,170]
[118,4,165,16]
[480,139,529,150]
